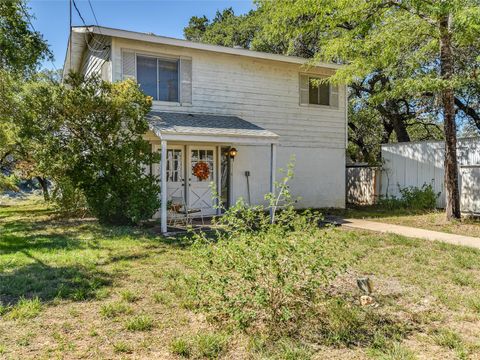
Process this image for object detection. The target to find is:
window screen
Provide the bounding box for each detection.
[137,56,157,99]
[308,77,330,106]
[136,55,179,102]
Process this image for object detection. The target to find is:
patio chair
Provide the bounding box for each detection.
[168,195,204,228]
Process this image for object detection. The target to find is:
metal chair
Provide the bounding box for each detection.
[168,195,204,228]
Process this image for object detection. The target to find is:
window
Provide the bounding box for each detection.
[136,55,179,102]
[308,77,330,106]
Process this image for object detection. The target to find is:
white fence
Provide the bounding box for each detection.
[381,138,480,214]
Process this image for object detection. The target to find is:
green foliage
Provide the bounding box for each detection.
[5,297,42,320]
[120,290,140,303]
[0,0,51,77]
[50,176,87,217]
[124,315,154,331]
[100,302,132,318]
[170,332,228,359]
[190,164,349,338]
[378,184,438,210]
[0,174,19,192]
[20,74,160,224]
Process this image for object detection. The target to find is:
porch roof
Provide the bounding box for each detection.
[146,111,279,144]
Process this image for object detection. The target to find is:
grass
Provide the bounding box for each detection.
[325,206,480,237]
[124,315,154,331]
[1,196,480,358]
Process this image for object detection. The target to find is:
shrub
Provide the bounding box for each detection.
[399,184,438,210]
[190,162,349,338]
[21,74,160,224]
[50,176,88,217]
[378,183,438,210]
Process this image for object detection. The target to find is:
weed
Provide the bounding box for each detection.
[369,342,417,360]
[433,329,467,358]
[113,341,133,353]
[100,302,132,318]
[120,290,140,303]
[125,315,154,331]
[195,332,228,359]
[153,291,172,305]
[170,337,192,358]
[7,297,42,320]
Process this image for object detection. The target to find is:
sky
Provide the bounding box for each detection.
[27,0,254,70]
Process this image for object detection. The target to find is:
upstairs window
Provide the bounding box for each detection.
[299,74,338,107]
[308,77,330,106]
[137,55,179,102]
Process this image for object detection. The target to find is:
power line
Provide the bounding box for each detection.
[72,0,87,27]
[87,0,100,28]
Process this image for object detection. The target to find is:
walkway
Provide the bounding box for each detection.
[329,217,480,250]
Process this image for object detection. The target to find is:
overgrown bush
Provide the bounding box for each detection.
[189,163,350,338]
[21,73,160,224]
[50,176,88,217]
[378,183,438,210]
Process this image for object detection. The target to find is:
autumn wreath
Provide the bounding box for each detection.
[192,161,210,181]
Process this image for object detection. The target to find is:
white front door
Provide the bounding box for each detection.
[188,146,216,215]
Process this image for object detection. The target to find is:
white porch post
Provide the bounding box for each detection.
[216,146,222,216]
[160,140,168,234]
[269,143,277,223]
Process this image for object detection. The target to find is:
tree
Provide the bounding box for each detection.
[0,0,51,193]
[0,0,51,77]
[183,7,446,163]
[257,0,480,219]
[21,74,160,224]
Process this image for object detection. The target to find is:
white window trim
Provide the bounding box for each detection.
[135,51,181,104]
[299,73,339,109]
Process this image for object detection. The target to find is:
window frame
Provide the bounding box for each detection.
[135,52,180,103]
[299,73,340,109]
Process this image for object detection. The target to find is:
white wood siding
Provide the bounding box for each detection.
[111,38,347,149]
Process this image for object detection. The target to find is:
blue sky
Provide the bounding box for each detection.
[27,0,253,70]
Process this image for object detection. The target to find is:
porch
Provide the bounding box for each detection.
[146,111,279,234]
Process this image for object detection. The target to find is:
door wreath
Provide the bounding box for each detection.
[192,161,210,181]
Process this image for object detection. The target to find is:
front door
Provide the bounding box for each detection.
[188,146,216,215]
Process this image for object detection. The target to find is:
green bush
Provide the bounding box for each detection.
[378,183,438,210]
[50,176,88,217]
[190,162,349,338]
[21,74,160,225]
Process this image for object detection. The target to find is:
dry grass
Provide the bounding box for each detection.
[1,197,480,359]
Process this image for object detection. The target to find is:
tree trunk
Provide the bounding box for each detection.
[36,176,50,201]
[439,14,461,220]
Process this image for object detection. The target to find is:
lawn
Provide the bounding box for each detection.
[325,207,480,238]
[1,197,480,359]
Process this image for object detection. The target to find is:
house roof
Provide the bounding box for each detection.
[147,111,279,144]
[64,25,341,74]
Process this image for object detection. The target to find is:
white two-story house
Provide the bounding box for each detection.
[64,26,347,232]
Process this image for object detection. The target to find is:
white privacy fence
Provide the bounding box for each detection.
[381,138,480,214]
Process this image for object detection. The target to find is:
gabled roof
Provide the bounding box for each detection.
[147,111,279,144]
[64,25,341,74]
